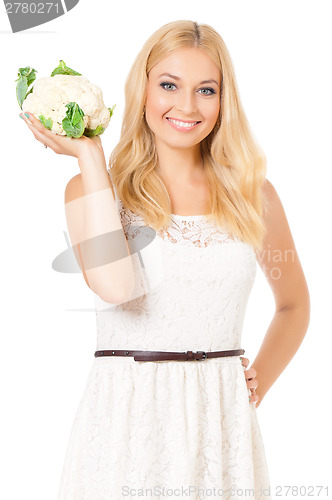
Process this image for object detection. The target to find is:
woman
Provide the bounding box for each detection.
[20,19,310,500]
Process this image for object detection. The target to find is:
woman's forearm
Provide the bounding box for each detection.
[75,146,135,303]
[250,300,310,407]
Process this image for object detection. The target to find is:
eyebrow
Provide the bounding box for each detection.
[157,73,219,86]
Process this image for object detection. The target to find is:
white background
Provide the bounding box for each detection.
[1,1,331,498]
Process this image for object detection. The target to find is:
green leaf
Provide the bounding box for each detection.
[83,125,105,137]
[51,60,82,77]
[16,75,28,109]
[39,115,53,130]
[15,66,38,85]
[108,104,116,118]
[62,102,85,138]
[15,66,38,109]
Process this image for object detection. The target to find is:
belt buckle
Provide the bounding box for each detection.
[195,351,207,361]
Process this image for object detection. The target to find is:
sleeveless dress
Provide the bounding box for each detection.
[57,186,271,500]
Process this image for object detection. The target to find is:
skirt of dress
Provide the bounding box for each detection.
[57,355,271,500]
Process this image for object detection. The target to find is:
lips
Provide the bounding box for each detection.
[166,117,201,124]
[166,117,201,129]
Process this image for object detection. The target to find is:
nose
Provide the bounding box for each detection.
[176,89,198,116]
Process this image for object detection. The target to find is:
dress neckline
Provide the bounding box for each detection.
[171,213,209,220]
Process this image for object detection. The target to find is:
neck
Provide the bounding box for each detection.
[154,139,204,185]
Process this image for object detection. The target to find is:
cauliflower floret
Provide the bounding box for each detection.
[22,74,112,137]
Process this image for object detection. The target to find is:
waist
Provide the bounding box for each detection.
[94,348,245,362]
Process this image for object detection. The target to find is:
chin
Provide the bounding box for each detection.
[158,131,206,147]
[162,138,202,149]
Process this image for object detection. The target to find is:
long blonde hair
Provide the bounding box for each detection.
[109,20,268,251]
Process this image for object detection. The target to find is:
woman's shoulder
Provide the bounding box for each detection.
[261,177,274,199]
[64,172,116,204]
[261,177,281,216]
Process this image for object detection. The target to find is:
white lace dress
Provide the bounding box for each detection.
[57,191,271,500]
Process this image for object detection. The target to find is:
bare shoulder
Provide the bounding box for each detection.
[257,177,292,257]
[256,177,310,311]
[261,177,277,211]
[64,173,83,204]
[259,177,290,226]
[64,171,115,204]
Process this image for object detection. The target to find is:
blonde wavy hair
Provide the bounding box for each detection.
[109,19,268,251]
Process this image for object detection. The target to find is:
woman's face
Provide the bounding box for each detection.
[144,47,221,152]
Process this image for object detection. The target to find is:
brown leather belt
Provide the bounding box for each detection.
[94,348,245,362]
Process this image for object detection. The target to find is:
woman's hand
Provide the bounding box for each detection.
[240,357,260,407]
[19,111,102,159]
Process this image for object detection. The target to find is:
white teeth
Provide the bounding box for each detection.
[167,118,198,128]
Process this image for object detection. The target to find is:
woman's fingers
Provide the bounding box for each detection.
[240,357,257,382]
[20,111,41,130]
[240,356,249,368]
[249,392,260,404]
[244,366,257,380]
[20,112,52,146]
[247,378,258,391]
[19,111,85,157]
[241,357,260,405]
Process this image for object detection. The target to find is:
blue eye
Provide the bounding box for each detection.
[160,82,176,91]
[160,82,216,95]
[199,88,215,95]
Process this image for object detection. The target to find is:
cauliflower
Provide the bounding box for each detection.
[15,60,115,138]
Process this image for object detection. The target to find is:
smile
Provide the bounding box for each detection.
[166,117,201,130]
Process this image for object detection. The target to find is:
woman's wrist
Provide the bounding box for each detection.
[78,143,107,172]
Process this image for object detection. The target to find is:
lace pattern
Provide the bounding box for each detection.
[57,183,271,499]
[57,358,271,499]
[92,196,257,353]
[117,198,244,248]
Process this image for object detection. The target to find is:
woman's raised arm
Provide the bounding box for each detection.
[20,111,136,305]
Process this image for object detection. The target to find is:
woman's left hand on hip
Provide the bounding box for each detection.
[240,356,260,406]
